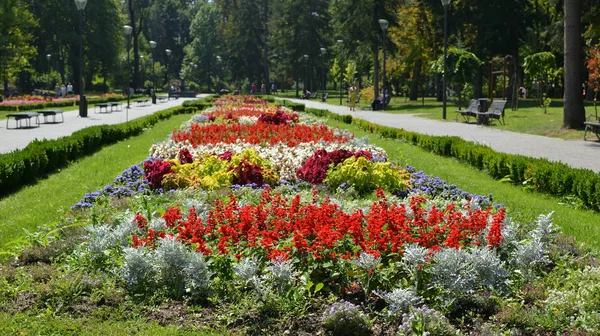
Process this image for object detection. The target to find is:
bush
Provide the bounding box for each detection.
[321,301,371,336]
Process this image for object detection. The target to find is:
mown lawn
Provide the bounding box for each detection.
[0,113,191,250]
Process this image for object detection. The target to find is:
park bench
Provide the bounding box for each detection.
[584,115,600,141]
[157,96,168,103]
[456,99,479,123]
[476,99,507,125]
[309,92,318,99]
[95,103,111,113]
[110,102,121,111]
[39,110,64,124]
[6,112,41,129]
[135,99,150,107]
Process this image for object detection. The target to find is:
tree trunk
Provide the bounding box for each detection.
[263,0,270,93]
[474,68,483,98]
[409,59,422,101]
[563,0,585,129]
[373,45,379,99]
[435,73,442,101]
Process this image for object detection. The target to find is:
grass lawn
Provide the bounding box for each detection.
[278,90,599,140]
[0,313,221,336]
[326,117,600,250]
[0,113,191,250]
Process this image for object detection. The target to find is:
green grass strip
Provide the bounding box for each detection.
[0,312,221,336]
[0,113,192,249]
[325,118,600,250]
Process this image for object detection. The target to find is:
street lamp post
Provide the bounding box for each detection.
[74,0,88,117]
[303,54,309,97]
[165,49,172,99]
[149,41,157,94]
[441,0,452,120]
[121,57,126,99]
[140,55,144,89]
[216,55,222,94]
[336,40,343,105]
[320,47,326,102]
[124,25,133,117]
[46,54,51,90]
[379,19,389,111]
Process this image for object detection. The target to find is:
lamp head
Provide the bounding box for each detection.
[337,39,343,44]
[165,49,172,56]
[378,19,389,31]
[46,54,51,60]
[441,0,451,6]
[123,25,133,36]
[74,0,87,11]
[320,47,326,55]
[303,54,309,60]
[149,41,157,49]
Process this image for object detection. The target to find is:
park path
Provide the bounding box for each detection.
[0,96,207,154]
[285,99,600,173]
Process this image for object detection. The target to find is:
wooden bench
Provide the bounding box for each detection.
[135,99,150,107]
[39,110,64,124]
[110,103,121,112]
[157,96,168,103]
[584,115,600,141]
[95,103,111,113]
[6,112,41,129]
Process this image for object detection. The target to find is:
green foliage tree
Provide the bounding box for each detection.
[431,47,482,108]
[523,51,561,106]
[182,2,222,92]
[0,0,37,92]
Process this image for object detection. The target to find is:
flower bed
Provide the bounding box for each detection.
[5,96,598,335]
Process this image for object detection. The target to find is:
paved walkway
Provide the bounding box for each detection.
[285,99,600,173]
[0,96,205,154]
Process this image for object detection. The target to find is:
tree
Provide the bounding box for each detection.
[332,0,402,98]
[563,0,585,129]
[182,2,222,92]
[0,0,37,92]
[431,47,482,108]
[523,51,561,106]
[586,46,600,117]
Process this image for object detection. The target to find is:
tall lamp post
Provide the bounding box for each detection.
[379,19,389,111]
[46,54,51,90]
[165,49,172,98]
[124,25,133,116]
[216,55,222,94]
[320,47,326,102]
[140,55,145,88]
[149,40,157,94]
[336,40,343,105]
[303,54,309,96]
[441,0,451,120]
[74,0,87,117]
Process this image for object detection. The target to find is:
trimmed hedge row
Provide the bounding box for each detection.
[0,95,146,111]
[0,104,202,198]
[302,106,600,212]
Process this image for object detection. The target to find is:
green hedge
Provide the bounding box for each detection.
[301,106,600,212]
[0,104,203,198]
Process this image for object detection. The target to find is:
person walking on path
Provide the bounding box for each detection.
[261,83,265,95]
[348,84,358,111]
[251,83,257,94]
[67,83,73,96]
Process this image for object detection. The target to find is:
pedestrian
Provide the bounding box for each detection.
[261,83,265,95]
[251,83,257,94]
[271,83,276,95]
[67,82,73,95]
[55,83,60,98]
[348,84,358,111]
[60,84,66,97]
